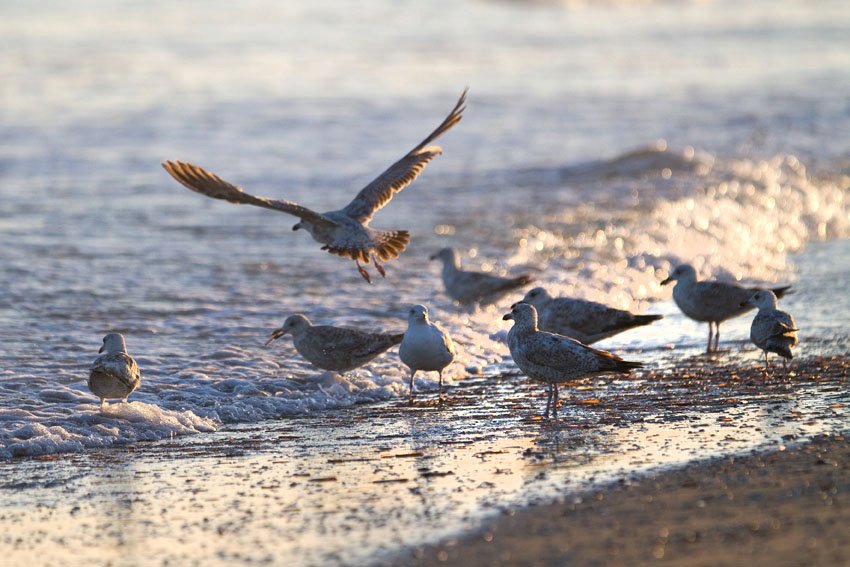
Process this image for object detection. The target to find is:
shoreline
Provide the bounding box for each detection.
[1,354,848,566]
[404,394,850,566]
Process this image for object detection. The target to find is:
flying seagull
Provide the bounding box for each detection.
[162,89,467,283]
[661,263,791,352]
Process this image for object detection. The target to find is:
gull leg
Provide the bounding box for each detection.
[552,382,558,418]
[763,351,770,374]
[408,370,417,404]
[355,260,372,284]
[100,398,105,413]
[544,383,552,418]
[438,370,444,402]
[373,256,386,278]
[706,322,714,353]
[714,323,720,352]
[783,358,789,376]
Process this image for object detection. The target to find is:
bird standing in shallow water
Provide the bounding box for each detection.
[88,333,141,413]
[430,247,534,306]
[743,290,798,374]
[660,263,791,352]
[266,314,403,375]
[503,303,642,418]
[519,286,662,344]
[399,305,455,403]
[162,90,467,283]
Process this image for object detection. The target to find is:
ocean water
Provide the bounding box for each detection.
[1,0,850,460]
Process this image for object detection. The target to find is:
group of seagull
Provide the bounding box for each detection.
[88,89,799,418]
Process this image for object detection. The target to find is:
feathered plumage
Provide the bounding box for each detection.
[266,314,402,374]
[503,303,642,417]
[520,287,662,344]
[661,263,791,352]
[163,89,467,283]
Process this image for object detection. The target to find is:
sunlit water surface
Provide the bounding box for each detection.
[0,0,849,561]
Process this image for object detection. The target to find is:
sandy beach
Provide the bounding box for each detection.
[407,432,850,567]
[404,356,850,567]
[2,353,848,566]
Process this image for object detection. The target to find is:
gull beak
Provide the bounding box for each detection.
[660,277,673,286]
[739,299,754,308]
[265,328,287,346]
[98,345,104,353]
[292,223,301,231]
[502,313,514,321]
[429,253,437,261]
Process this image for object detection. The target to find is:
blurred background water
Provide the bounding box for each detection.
[1,0,849,458]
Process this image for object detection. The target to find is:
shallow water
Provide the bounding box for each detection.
[1,351,848,566]
[2,0,849,461]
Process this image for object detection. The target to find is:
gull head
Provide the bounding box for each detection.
[661,263,697,286]
[521,287,552,308]
[407,304,430,323]
[503,302,538,328]
[266,314,311,345]
[429,247,460,267]
[99,333,127,354]
[741,290,778,310]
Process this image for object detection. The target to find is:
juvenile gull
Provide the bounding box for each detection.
[431,247,534,306]
[162,90,467,283]
[503,303,642,418]
[399,305,455,402]
[661,263,791,352]
[88,333,141,413]
[743,290,798,373]
[266,314,403,374]
[520,287,663,344]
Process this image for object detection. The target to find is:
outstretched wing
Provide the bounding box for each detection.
[342,89,467,224]
[162,160,338,230]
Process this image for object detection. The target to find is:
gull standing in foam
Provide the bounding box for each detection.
[88,333,141,413]
[266,314,403,374]
[661,263,791,352]
[399,305,455,402]
[520,287,662,344]
[162,90,467,283]
[431,247,534,306]
[503,303,642,418]
[743,290,798,374]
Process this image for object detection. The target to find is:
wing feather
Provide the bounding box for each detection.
[342,89,467,223]
[162,160,337,229]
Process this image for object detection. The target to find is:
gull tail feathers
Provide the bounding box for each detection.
[602,314,663,334]
[373,230,410,261]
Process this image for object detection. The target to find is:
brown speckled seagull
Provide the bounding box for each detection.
[162,90,467,283]
[519,287,662,344]
[265,314,403,375]
[431,247,534,306]
[503,303,643,418]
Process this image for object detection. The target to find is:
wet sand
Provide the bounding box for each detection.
[406,357,850,567]
[407,434,850,567]
[1,352,848,566]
